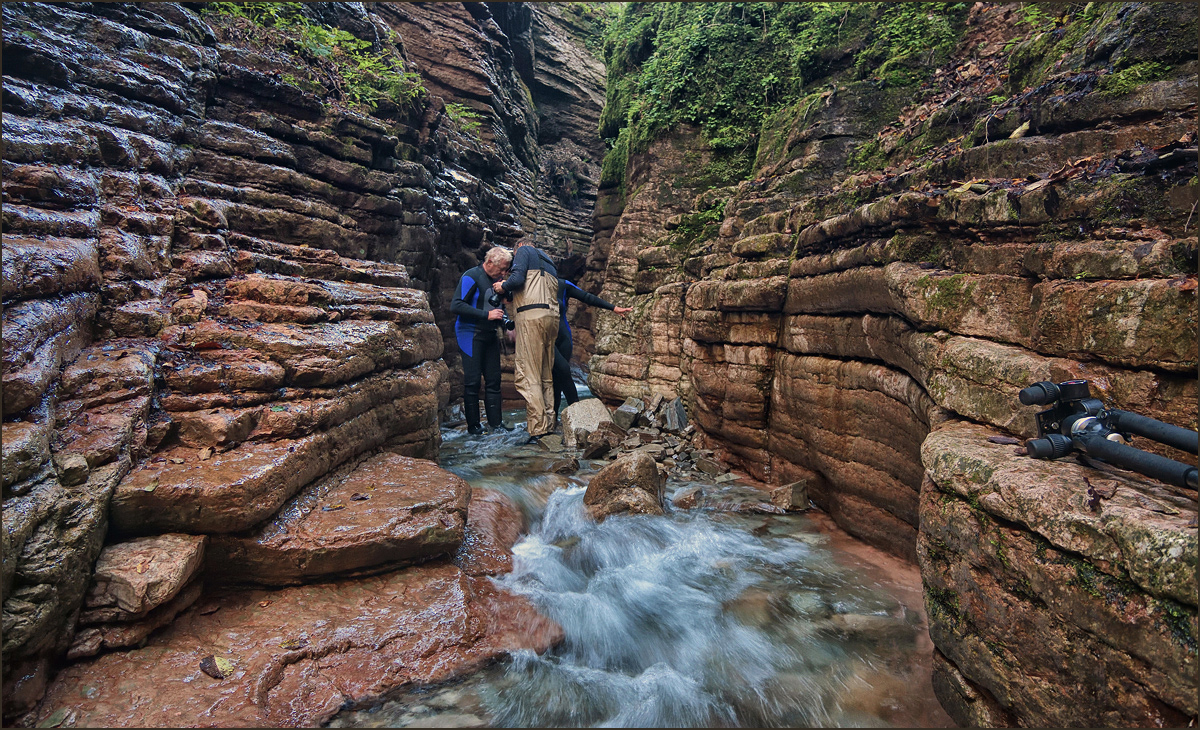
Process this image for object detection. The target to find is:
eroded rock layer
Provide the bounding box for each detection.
[583,3,1197,727]
[2,1,598,722]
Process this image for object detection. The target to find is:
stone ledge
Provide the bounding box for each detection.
[921,420,1197,605]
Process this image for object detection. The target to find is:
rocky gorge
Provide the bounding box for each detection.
[2,2,1197,728]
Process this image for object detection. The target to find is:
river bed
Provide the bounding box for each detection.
[329,404,952,728]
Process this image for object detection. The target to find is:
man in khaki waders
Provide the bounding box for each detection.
[493,239,560,443]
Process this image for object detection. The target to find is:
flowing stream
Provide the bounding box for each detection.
[330,395,952,728]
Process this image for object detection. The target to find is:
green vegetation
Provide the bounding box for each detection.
[925,585,962,629]
[204,2,424,113]
[672,198,726,251]
[597,3,969,190]
[1099,61,1171,98]
[444,102,483,137]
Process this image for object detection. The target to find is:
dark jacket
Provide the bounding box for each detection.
[451,265,501,357]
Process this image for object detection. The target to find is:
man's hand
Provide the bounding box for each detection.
[487,309,504,321]
[614,306,633,316]
[492,281,506,293]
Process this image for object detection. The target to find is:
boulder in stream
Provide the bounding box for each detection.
[583,452,665,521]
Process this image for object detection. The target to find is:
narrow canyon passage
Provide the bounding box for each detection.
[331,405,953,728]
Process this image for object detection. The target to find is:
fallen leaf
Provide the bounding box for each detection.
[987,435,1021,445]
[214,657,234,677]
[136,561,149,574]
[1024,178,1051,192]
[1136,495,1181,515]
[322,503,345,511]
[199,655,224,679]
[142,478,159,493]
[280,638,309,651]
[199,447,213,461]
[350,492,370,501]
[259,600,271,608]
[271,405,287,412]
[1082,477,1117,499]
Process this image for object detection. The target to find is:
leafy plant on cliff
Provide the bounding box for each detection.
[597,2,968,191]
[444,102,484,137]
[204,2,424,113]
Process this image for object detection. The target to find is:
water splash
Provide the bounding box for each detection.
[329,413,950,728]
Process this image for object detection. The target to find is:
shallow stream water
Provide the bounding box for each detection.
[330,397,952,728]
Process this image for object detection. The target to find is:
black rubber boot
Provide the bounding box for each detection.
[484,390,504,430]
[465,397,482,435]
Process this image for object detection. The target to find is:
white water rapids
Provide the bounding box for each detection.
[329,404,951,728]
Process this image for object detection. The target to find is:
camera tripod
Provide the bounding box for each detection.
[1019,379,1198,490]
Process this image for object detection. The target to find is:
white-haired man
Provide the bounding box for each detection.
[451,246,513,434]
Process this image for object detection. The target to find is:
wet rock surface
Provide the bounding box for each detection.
[206,454,470,586]
[583,451,665,521]
[27,562,562,728]
[2,0,602,718]
[579,5,1197,727]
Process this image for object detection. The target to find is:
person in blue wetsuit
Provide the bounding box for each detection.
[553,279,632,414]
[451,246,513,434]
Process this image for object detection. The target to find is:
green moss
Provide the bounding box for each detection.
[597,2,968,188]
[1099,61,1171,98]
[203,3,423,113]
[1091,174,1171,224]
[890,233,945,264]
[922,273,976,312]
[672,198,726,252]
[1154,596,1198,652]
[925,585,962,629]
[847,139,886,174]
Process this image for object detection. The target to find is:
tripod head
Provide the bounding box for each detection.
[1020,379,1198,490]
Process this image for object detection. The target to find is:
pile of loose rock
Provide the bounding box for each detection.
[554,395,730,482]
[552,396,811,519]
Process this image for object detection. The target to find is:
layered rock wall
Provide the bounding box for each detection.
[584,3,1197,726]
[1,1,601,720]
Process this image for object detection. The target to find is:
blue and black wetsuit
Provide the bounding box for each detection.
[553,278,616,413]
[451,265,504,432]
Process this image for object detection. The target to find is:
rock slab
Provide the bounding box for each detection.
[80,534,207,623]
[28,562,562,728]
[206,454,470,586]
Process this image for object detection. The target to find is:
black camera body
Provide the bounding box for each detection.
[487,290,515,331]
[1019,379,1197,489]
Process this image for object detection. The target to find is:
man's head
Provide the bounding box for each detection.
[482,246,512,279]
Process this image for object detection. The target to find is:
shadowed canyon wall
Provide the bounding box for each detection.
[1,1,600,722]
[582,3,1197,727]
[2,2,1197,728]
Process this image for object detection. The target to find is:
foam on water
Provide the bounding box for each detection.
[329,409,951,728]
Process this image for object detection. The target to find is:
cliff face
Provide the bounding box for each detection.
[584,3,1197,727]
[1,2,601,721]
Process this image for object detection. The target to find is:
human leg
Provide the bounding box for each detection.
[461,347,483,434]
[481,337,503,429]
[515,315,557,437]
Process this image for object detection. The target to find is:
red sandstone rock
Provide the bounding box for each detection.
[583,451,665,521]
[206,454,469,586]
[80,533,207,623]
[454,487,525,577]
[27,562,562,728]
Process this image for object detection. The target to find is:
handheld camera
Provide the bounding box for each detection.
[487,290,515,331]
[1019,379,1198,489]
